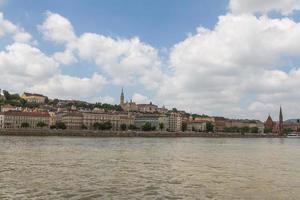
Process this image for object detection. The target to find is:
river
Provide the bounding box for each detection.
[0,136,299,199]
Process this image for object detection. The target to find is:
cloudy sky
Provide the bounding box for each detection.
[1,0,300,120]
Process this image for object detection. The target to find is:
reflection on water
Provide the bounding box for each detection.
[0,136,299,199]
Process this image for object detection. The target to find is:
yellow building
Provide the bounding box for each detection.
[22,92,46,104]
[0,111,50,129]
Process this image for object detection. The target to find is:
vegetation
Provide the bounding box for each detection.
[93,121,113,130]
[142,122,156,131]
[191,114,209,119]
[21,122,30,128]
[181,122,187,132]
[206,122,214,132]
[55,122,67,130]
[250,127,259,133]
[120,124,127,131]
[159,123,164,131]
[37,121,47,128]
[81,124,87,129]
[128,124,139,130]
[264,128,272,134]
[282,128,293,135]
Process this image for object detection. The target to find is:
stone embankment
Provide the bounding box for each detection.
[0,129,282,138]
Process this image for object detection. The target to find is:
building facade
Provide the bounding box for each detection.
[61,112,83,130]
[22,92,46,104]
[0,111,50,129]
[169,112,182,132]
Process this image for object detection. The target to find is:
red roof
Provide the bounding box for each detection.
[1,111,49,117]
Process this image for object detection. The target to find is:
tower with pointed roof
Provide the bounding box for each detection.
[120,87,125,105]
[279,106,283,135]
[265,114,274,132]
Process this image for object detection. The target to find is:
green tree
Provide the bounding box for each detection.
[240,126,250,133]
[159,123,164,131]
[81,124,87,129]
[172,108,178,112]
[103,121,113,130]
[264,128,272,133]
[142,122,153,131]
[128,124,138,130]
[250,127,259,133]
[21,122,30,128]
[182,122,187,132]
[206,122,214,132]
[283,128,293,135]
[45,97,49,104]
[37,121,47,128]
[56,122,66,129]
[120,124,127,131]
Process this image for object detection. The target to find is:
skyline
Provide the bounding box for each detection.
[1,0,300,120]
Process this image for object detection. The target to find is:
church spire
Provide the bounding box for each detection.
[120,87,125,105]
[279,106,283,135]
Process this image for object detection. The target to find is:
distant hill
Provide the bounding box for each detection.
[285,119,300,123]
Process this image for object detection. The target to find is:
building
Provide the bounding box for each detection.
[265,115,274,131]
[22,92,46,104]
[283,119,300,132]
[169,112,182,132]
[225,119,264,133]
[264,107,284,134]
[0,104,20,112]
[134,114,160,130]
[61,112,83,130]
[187,119,207,132]
[82,112,133,131]
[121,100,139,112]
[119,88,166,113]
[279,106,283,135]
[213,117,226,132]
[137,102,158,113]
[120,88,125,105]
[0,111,50,129]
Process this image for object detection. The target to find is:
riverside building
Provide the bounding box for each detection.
[21,92,47,104]
[0,111,50,129]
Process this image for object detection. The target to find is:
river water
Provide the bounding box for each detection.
[0,136,299,199]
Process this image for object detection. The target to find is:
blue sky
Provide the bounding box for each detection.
[0,0,228,104]
[1,0,300,120]
[1,0,228,48]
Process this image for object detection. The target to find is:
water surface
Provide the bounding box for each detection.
[0,136,299,199]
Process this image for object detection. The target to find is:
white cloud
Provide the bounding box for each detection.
[156,14,300,120]
[0,12,32,43]
[39,12,164,88]
[53,49,77,65]
[30,73,107,100]
[132,93,150,104]
[97,96,115,104]
[0,43,59,91]
[38,11,77,43]
[229,0,300,15]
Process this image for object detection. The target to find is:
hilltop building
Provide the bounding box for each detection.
[119,88,167,114]
[22,92,47,104]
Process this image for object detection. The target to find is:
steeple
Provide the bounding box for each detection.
[279,106,283,135]
[120,87,125,105]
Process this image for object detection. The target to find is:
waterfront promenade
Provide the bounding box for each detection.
[0,129,283,138]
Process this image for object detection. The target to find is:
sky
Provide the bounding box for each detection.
[1,0,300,120]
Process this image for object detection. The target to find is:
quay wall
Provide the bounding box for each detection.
[0,129,282,138]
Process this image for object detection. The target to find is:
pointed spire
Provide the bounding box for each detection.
[279,105,283,135]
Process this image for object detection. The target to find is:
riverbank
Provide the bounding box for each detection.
[0,129,283,138]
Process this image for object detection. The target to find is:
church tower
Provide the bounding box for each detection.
[279,106,283,135]
[120,87,125,105]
